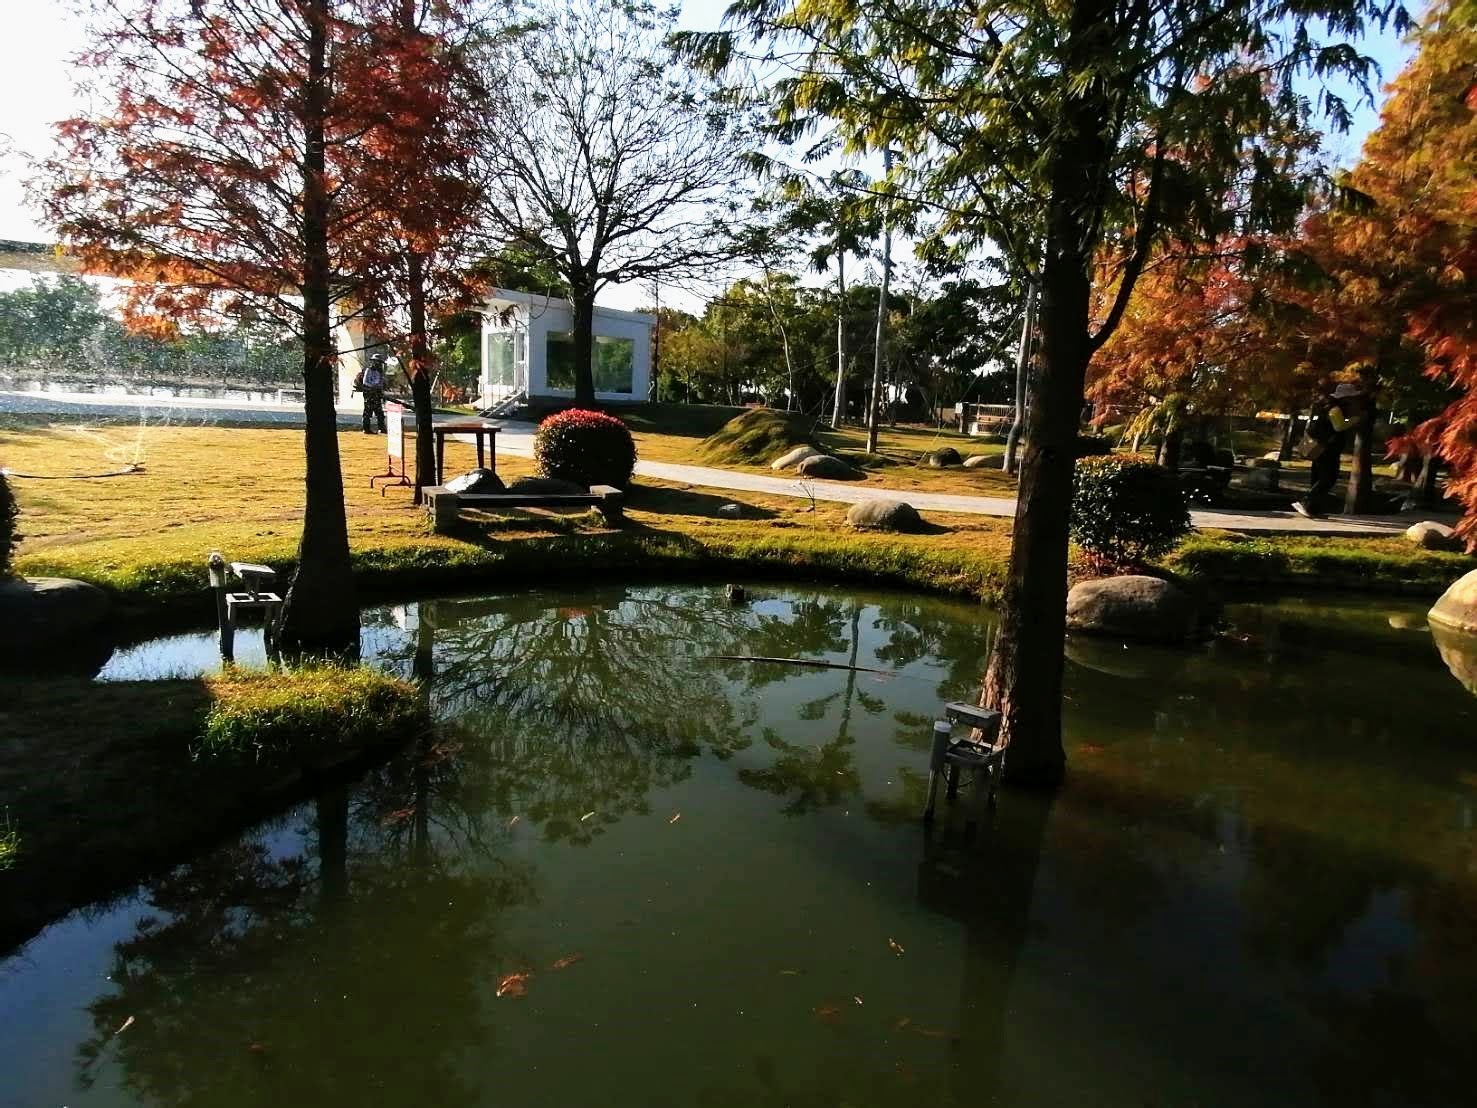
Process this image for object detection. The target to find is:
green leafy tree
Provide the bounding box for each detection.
[684,0,1407,784]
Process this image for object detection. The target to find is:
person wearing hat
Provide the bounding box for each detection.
[1292,381,1363,519]
[353,351,389,434]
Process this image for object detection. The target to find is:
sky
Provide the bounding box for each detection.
[0,1,1417,309]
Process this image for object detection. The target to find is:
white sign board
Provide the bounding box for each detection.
[386,401,405,462]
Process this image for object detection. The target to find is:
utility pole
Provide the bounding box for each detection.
[650,276,661,403]
[866,147,893,455]
[832,248,847,428]
[1002,281,1036,476]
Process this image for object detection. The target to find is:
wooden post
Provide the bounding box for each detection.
[207,551,234,662]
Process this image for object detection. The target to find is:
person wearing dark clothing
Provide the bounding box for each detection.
[1293,382,1362,519]
[354,353,388,434]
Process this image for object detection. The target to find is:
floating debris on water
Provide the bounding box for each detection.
[496,972,532,998]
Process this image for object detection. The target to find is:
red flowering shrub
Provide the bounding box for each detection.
[534,408,637,489]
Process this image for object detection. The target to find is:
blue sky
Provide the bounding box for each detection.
[0,1,1416,291]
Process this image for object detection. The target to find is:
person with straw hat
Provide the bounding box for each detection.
[1292,381,1364,519]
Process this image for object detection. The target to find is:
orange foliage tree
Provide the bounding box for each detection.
[40,0,482,649]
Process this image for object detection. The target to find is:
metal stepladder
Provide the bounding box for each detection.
[923,702,1005,829]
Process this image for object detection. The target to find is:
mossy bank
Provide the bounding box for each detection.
[0,667,425,954]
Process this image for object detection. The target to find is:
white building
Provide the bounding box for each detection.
[479,288,653,408]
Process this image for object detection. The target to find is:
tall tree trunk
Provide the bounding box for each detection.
[981,6,1109,788]
[832,251,847,428]
[866,149,893,454]
[571,287,596,405]
[1002,281,1037,475]
[1344,405,1376,514]
[280,0,359,656]
[407,252,437,505]
[1159,422,1183,472]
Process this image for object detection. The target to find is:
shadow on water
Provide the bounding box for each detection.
[3,584,1476,1107]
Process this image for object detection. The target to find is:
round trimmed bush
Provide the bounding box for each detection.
[1070,456,1190,570]
[0,473,19,580]
[534,408,637,489]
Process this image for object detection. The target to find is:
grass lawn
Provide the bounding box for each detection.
[620,404,1018,496]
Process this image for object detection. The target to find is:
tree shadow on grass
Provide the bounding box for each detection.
[624,482,780,520]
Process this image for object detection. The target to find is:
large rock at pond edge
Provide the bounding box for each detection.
[1429,567,1477,635]
[963,454,999,469]
[1066,575,1198,644]
[1405,520,1462,552]
[506,475,588,495]
[847,499,924,533]
[1431,623,1477,697]
[0,576,112,654]
[927,447,962,468]
[797,454,861,480]
[770,445,822,470]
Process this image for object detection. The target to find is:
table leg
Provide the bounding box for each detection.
[489,437,496,477]
[435,433,445,486]
[476,434,486,470]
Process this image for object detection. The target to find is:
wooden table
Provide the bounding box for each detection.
[432,420,500,485]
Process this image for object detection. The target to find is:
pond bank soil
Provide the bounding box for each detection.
[0,668,425,955]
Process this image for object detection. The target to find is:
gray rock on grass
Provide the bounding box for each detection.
[770,445,822,471]
[1406,520,1462,552]
[963,454,999,469]
[797,454,861,480]
[846,499,924,533]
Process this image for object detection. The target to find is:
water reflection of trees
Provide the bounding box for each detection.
[78,745,534,1106]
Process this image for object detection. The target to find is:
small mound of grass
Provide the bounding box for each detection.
[699,408,816,466]
[199,666,425,768]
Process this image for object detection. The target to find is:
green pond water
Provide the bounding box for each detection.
[3,583,1476,1108]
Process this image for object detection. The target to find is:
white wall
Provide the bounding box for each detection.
[480,293,652,405]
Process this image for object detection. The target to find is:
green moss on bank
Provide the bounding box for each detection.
[1169,532,1473,592]
[0,667,424,954]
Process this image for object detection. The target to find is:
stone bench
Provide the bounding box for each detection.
[424,484,624,532]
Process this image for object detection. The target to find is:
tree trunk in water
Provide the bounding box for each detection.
[317,784,349,910]
[280,0,359,656]
[1002,282,1037,475]
[832,252,847,428]
[407,252,436,505]
[571,289,596,405]
[1344,406,1376,514]
[981,5,1109,788]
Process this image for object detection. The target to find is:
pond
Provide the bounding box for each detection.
[3,583,1476,1107]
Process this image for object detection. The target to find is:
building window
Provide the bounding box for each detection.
[595,336,635,394]
[546,332,578,390]
[544,332,637,394]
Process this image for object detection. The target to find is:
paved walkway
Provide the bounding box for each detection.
[0,391,1440,537]
[484,419,1432,537]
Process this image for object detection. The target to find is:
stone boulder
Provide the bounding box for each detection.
[1245,457,1280,490]
[506,476,588,495]
[846,499,924,533]
[927,447,963,468]
[0,576,112,657]
[1066,574,1199,644]
[797,454,862,481]
[962,454,999,469]
[770,445,822,471]
[1405,520,1463,552]
[717,503,743,518]
[1432,623,1477,697]
[1429,567,1477,635]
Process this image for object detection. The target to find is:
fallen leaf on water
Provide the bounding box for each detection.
[1079,743,1104,754]
[912,1026,952,1039]
[893,1016,913,1032]
[580,811,596,822]
[114,1016,135,1037]
[247,1042,268,1056]
[853,995,864,1006]
[813,1003,842,1023]
[668,812,682,824]
[778,969,801,976]
[506,815,520,829]
[550,954,584,970]
[496,972,532,998]
[887,938,905,957]
[381,806,415,827]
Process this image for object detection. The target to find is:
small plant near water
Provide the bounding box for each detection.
[1071,455,1191,570]
[534,408,637,488]
[0,809,18,871]
[0,472,20,579]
